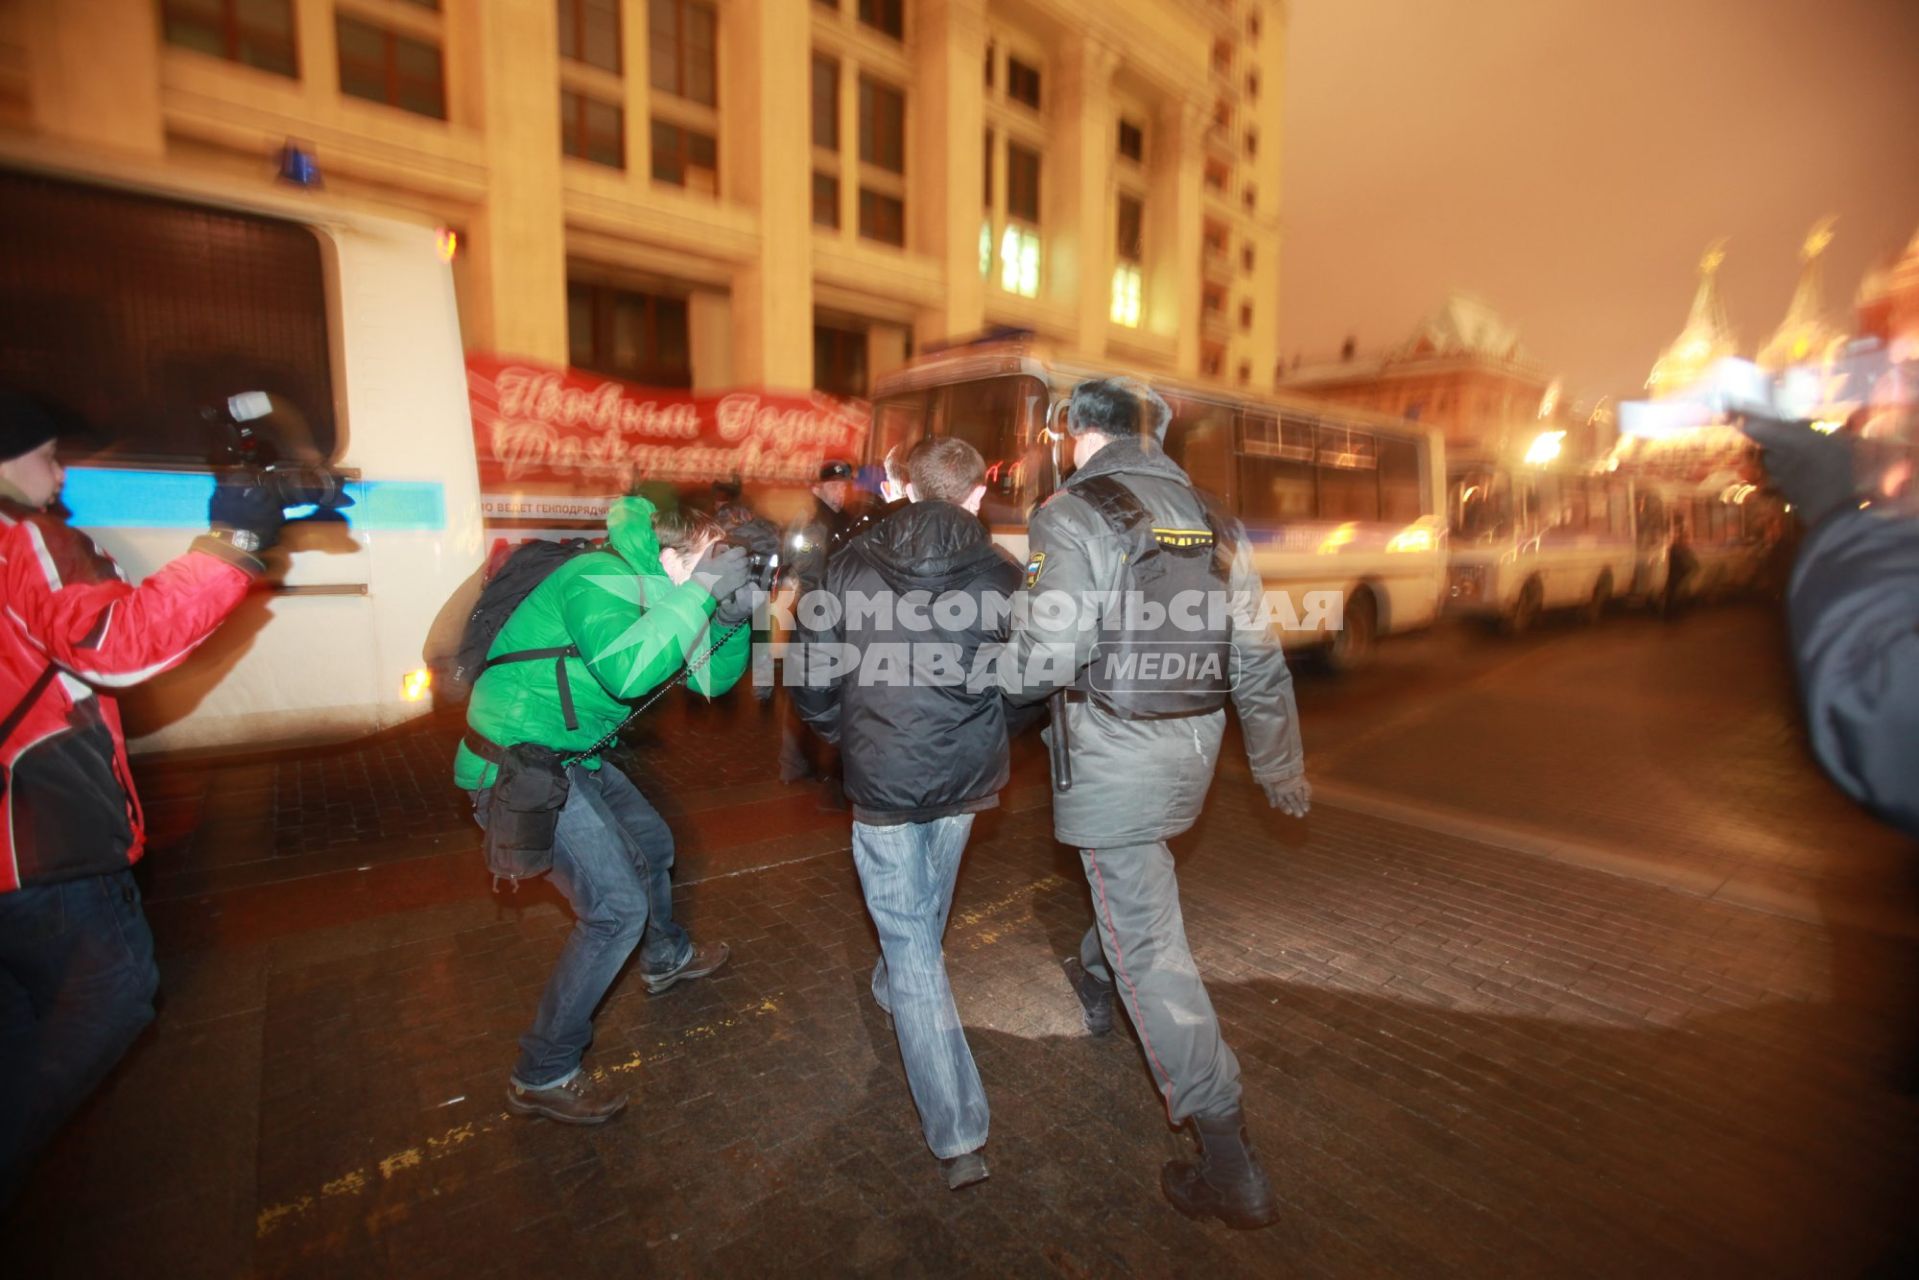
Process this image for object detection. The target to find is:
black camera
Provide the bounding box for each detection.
[205,391,353,516]
[720,514,783,591]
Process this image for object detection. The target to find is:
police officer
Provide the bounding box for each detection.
[1001,377,1309,1230]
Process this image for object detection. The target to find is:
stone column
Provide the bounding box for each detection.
[467,0,568,363]
[1051,36,1120,361]
[910,0,988,350]
[1151,95,1208,377]
[723,0,813,387]
[19,0,165,155]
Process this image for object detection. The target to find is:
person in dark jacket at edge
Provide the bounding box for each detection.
[791,437,1019,1191]
[998,377,1310,1230]
[1711,357,1919,839]
[458,499,752,1126]
[0,391,287,1205]
[780,459,859,803]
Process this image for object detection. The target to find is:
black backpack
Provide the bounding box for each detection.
[442,538,600,724]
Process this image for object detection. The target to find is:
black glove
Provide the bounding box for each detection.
[208,473,286,553]
[690,542,751,606]
[1736,413,1858,529]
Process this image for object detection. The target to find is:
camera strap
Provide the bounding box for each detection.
[559,617,748,769]
[0,663,58,749]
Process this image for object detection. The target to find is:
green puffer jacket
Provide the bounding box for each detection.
[453,495,749,790]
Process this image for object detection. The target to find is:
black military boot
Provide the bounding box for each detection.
[1161,1109,1279,1230]
[1063,958,1115,1036]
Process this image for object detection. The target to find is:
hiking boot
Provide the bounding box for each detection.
[941,1150,990,1190]
[505,1072,628,1126]
[1161,1109,1278,1230]
[643,941,731,996]
[1064,957,1115,1036]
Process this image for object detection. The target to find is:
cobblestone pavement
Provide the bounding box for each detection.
[5,608,1917,1277]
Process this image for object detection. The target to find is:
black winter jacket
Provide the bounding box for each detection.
[792,500,1021,825]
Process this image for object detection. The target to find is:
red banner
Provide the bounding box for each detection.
[466,355,868,521]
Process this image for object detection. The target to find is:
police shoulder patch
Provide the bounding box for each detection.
[1023,551,1046,588]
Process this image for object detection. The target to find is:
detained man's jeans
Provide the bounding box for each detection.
[0,868,159,1205]
[475,766,691,1089]
[852,815,989,1159]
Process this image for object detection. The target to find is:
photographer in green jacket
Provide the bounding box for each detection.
[457,495,752,1125]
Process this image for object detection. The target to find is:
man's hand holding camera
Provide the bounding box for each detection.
[205,472,289,558]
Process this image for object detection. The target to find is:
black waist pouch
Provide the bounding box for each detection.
[483,744,571,886]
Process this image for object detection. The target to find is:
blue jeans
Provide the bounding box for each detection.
[475,766,692,1089]
[852,815,988,1159]
[0,869,159,1205]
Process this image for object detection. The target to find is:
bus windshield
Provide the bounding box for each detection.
[1451,469,1514,540]
[871,374,1051,525]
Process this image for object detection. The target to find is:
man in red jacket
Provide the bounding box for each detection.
[0,392,286,1204]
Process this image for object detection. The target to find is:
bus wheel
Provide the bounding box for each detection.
[1504,578,1543,636]
[1582,572,1613,625]
[1324,588,1377,673]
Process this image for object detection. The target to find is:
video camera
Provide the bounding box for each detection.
[720,514,783,591]
[205,391,353,517]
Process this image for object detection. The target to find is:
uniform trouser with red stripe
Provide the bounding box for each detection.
[1079,841,1241,1124]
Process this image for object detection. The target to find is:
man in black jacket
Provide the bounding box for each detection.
[792,438,1018,1191]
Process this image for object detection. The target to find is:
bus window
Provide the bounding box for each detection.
[938,375,1049,523]
[1378,437,1422,522]
[1451,468,1512,539]
[1238,453,1314,522]
[870,392,928,478]
[1315,426,1379,522]
[0,168,336,464]
[1162,395,1234,504]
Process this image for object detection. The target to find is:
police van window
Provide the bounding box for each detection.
[1160,396,1234,504]
[1314,425,1379,522]
[871,393,927,478]
[0,169,336,465]
[1377,436,1422,522]
[1236,410,1313,523]
[937,375,1047,523]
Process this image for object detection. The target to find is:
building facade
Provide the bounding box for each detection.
[1277,292,1561,458]
[0,0,1285,398]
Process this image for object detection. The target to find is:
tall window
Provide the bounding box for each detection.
[162,0,297,77]
[558,0,621,73]
[1117,119,1144,164]
[337,17,446,119]
[858,77,905,173]
[1006,57,1041,110]
[568,282,692,388]
[1006,143,1040,224]
[562,91,624,168]
[858,0,904,40]
[813,173,840,228]
[651,121,718,192]
[815,323,869,397]
[812,55,840,150]
[650,0,717,106]
[859,190,904,246]
[1116,195,1143,264]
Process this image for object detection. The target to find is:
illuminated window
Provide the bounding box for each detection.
[162,0,297,77]
[1000,225,1040,298]
[650,0,717,106]
[1110,264,1142,328]
[561,91,624,168]
[337,17,445,119]
[558,0,622,73]
[979,219,993,277]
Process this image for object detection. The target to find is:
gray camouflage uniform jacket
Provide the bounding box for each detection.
[1000,435,1305,847]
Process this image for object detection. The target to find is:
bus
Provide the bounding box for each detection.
[1445,460,1656,631]
[867,338,1448,670]
[1444,461,1770,629]
[0,148,484,753]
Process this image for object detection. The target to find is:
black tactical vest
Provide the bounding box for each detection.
[1070,475,1235,719]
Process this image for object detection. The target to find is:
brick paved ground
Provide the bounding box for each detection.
[6,610,1917,1276]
